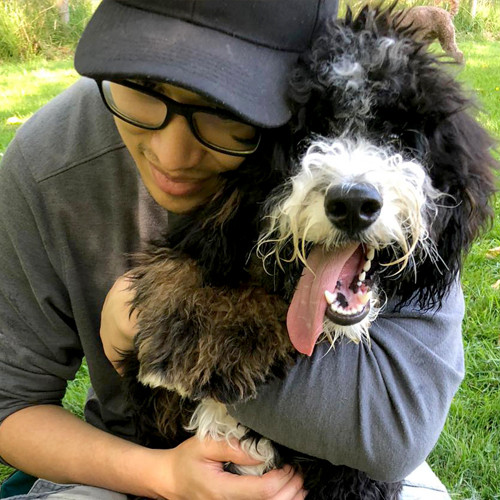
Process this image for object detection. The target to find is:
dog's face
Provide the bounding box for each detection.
[258,6,497,354]
[264,136,443,353]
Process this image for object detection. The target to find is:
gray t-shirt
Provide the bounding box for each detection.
[0,78,465,482]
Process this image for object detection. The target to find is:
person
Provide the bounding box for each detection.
[0,0,464,499]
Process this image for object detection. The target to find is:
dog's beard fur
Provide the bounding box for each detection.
[120,4,498,499]
[258,137,445,345]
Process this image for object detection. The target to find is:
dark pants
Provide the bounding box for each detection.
[0,472,37,498]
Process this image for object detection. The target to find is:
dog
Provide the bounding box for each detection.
[120,5,497,499]
[399,1,464,64]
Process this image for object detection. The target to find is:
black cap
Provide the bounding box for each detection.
[74,0,338,127]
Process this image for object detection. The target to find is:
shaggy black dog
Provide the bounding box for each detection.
[120,5,497,499]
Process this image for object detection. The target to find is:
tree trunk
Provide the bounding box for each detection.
[470,0,477,17]
[56,0,70,24]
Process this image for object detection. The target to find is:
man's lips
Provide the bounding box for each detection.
[149,163,208,197]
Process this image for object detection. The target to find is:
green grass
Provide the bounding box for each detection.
[0,0,94,61]
[1,42,500,496]
[61,360,90,420]
[454,2,500,42]
[456,41,500,137]
[429,198,500,499]
[0,58,79,154]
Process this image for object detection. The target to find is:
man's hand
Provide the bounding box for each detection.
[148,435,307,500]
[100,275,138,372]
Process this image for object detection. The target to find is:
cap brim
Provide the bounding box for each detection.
[75,0,298,127]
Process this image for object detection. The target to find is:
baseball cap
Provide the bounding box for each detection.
[74,0,338,128]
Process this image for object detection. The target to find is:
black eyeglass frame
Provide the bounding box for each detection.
[96,79,261,157]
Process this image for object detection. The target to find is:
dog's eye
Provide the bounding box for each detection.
[385,133,406,152]
[388,133,401,143]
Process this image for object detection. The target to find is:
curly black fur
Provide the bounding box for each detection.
[271,3,498,309]
[120,4,497,500]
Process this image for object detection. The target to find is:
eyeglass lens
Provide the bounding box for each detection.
[101,81,259,153]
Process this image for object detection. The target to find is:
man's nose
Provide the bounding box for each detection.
[149,114,206,169]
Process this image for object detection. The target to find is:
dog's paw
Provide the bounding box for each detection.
[189,399,278,475]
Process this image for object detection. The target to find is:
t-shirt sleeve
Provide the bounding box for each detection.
[0,139,83,444]
[229,280,465,482]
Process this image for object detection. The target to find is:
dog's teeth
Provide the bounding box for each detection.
[330,291,372,317]
[324,290,337,305]
[359,291,372,305]
[331,302,345,315]
[329,296,375,317]
[366,248,375,261]
[358,271,366,282]
[332,304,367,316]
[363,260,372,272]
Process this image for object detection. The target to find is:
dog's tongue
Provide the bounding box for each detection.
[287,244,360,356]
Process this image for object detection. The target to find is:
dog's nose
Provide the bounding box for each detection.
[324,183,383,235]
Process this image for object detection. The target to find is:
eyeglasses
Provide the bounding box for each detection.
[97,79,261,156]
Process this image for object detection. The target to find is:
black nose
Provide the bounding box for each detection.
[324,183,383,235]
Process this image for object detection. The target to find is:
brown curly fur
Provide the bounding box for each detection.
[129,248,295,411]
[400,5,464,63]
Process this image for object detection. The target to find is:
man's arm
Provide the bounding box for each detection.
[0,405,305,500]
[230,282,465,482]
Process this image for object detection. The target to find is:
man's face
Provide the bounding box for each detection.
[113,82,247,213]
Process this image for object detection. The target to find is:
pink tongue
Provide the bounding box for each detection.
[286,244,360,356]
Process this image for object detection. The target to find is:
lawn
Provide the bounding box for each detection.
[0,58,80,154]
[0,41,499,498]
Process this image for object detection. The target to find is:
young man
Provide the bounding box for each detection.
[0,1,463,498]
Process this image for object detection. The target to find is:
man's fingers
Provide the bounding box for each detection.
[182,437,306,500]
[220,465,304,499]
[262,466,304,498]
[268,467,306,500]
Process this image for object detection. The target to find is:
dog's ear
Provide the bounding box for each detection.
[405,105,498,308]
[428,109,497,257]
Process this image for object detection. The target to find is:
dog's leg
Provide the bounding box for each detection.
[131,253,294,404]
[438,24,464,63]
[187,399,277,476]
